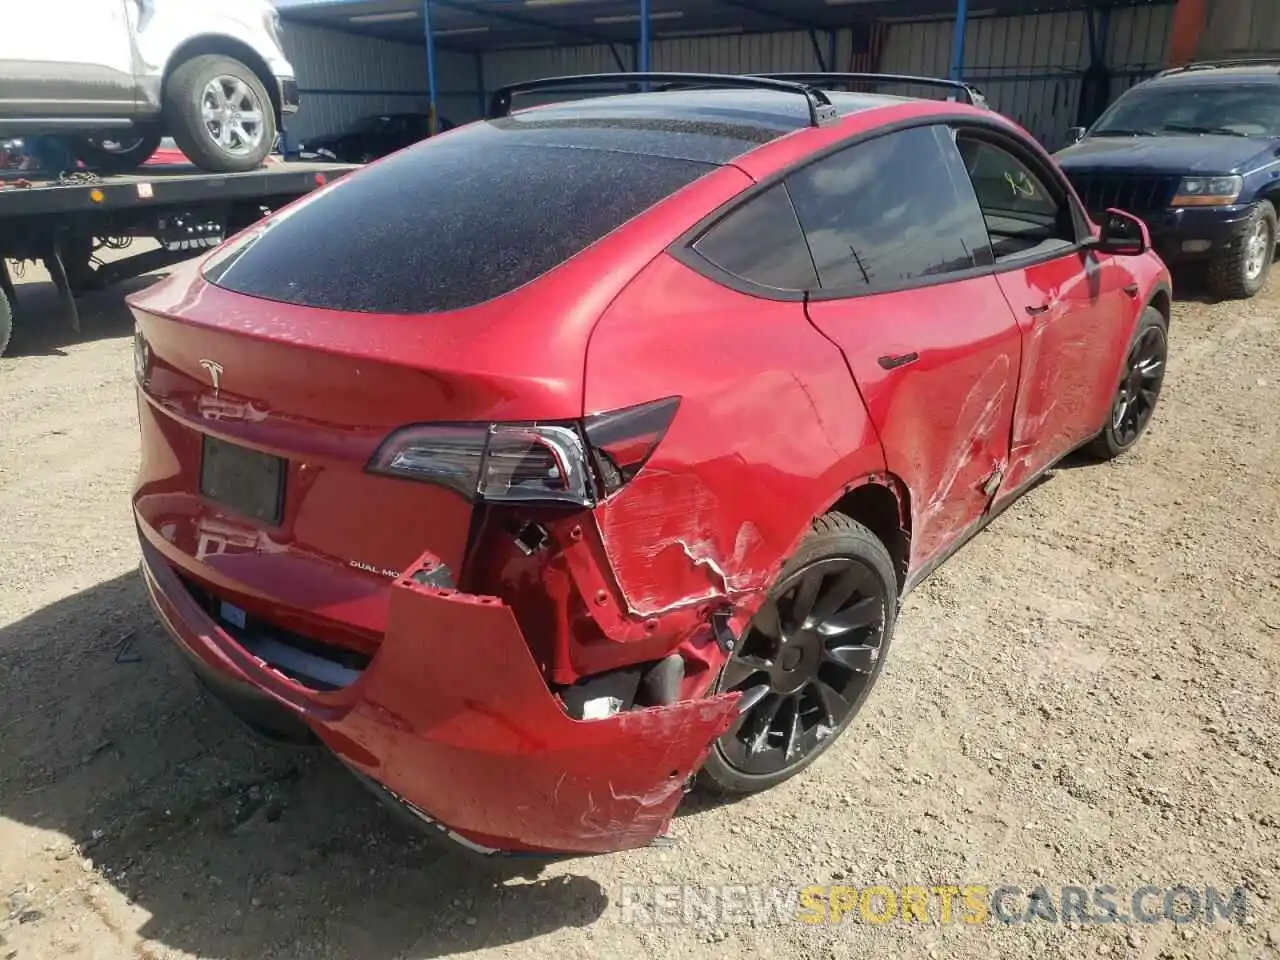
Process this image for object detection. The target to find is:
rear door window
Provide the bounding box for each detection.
[691,184,819,292]
[954,133,1078,261]
[785,124,993,293]
[203,122,716,314]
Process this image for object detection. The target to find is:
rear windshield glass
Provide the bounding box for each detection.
[204,121,716,314]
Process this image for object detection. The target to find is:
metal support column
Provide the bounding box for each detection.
[1097,4,1112,64]
[808,28,829,71]
[949,0,968,81]
[638,0,652,73]
[1077,1,1113,130]
[423,0,439,135]
[474,51,486,120]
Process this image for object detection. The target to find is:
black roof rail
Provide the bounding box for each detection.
[487,72,841,127]
[1157,57,1280,77]
[754,72,988,107]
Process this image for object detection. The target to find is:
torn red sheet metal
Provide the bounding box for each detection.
[579,255,887,649]
[140,536,740,855]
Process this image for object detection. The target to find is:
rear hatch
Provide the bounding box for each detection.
[132,277,568,661]
[131,116,723,661]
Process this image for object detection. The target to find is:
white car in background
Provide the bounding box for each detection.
[0,0,298,173]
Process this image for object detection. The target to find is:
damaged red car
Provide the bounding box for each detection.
[131,72,1172,856]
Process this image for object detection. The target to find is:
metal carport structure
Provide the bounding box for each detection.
[276,0,1170,128]
[273,0,1178,149]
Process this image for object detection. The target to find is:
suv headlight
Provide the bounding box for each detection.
[1171,175,1244,207]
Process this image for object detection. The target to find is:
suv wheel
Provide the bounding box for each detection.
[1208,200,1276,300]
[164,55,276,174]
[0,286,13,358]
[698,513,897,795]
[70,127,164,174]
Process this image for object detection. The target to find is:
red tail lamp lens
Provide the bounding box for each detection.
[368,398,680,505]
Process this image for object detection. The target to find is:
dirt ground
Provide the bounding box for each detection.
[0,249,1277,960]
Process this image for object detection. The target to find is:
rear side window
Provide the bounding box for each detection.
[786,124,993,293]
[204,123,715,314]
[691,184,819,291]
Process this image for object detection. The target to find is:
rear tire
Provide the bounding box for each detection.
[69,127,163,174]
[164,55,276,173]
[0,286,12,358]
[1208,200,1275,300]
[697,513,897,796]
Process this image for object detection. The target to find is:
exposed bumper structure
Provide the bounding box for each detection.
[137,531,740,856]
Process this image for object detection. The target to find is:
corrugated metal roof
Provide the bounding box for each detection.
[275,0,1170,53]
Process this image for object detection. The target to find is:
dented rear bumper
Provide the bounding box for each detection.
[138,534,740,856]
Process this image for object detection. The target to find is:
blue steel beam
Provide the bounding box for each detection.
[639,0,651,72]
[427,0,621,47]
[423,0,439,134]
[949,0,969,81]
[713,0,827,31]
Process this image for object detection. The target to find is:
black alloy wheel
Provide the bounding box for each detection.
[1111,322,1167,448]
[715,554,889,780]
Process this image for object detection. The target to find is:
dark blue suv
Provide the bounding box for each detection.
[1056,60,1280,299]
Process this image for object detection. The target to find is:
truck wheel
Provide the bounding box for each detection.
[0,287,13,358]
[1208,200,1276,300]
[165,55,276,174]
[69,127,163,174]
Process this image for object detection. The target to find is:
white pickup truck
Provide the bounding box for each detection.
[0,0,299,173]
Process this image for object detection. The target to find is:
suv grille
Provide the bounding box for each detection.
[1067,173,1180,215]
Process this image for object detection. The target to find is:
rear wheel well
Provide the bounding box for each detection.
[165,37,281,119]
[830,478,911,593]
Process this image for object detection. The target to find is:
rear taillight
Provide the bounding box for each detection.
[368,398,679,506]
[584,397,680,498]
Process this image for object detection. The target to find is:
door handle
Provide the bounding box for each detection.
[1025,304,1051,316]
[878,352,919,370]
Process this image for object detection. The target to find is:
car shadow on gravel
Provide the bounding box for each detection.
[0,572,608,958]
[1168,263,1230,304]
[3,273,162,358]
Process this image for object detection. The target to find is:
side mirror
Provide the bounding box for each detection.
[1067,126,1086,144]
[1094,208,1150,256]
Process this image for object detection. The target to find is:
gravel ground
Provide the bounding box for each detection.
[0,254,1277,960]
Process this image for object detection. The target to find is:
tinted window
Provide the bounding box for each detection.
[204,122,715,314]
[786,125,992,292]
[956,134,1075,261]
[692,184,819,291]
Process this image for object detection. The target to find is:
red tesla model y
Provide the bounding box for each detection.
[130,73,1172,857]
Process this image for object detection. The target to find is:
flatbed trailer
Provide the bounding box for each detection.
[0,160,357,356]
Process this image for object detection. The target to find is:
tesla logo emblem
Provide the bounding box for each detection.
[198,359,224,395]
